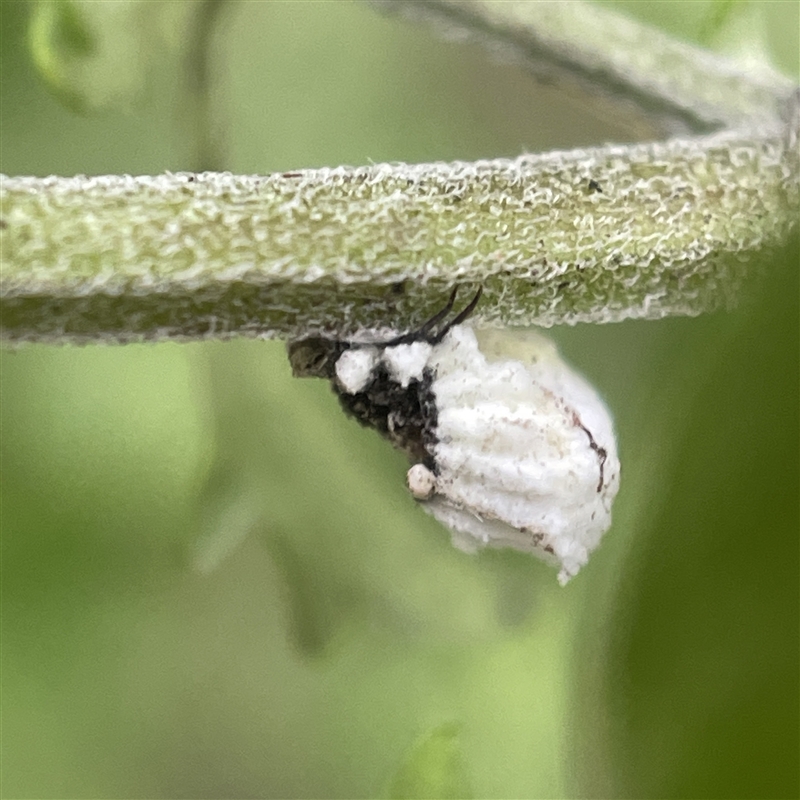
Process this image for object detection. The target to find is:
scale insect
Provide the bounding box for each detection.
[288,289,620,584]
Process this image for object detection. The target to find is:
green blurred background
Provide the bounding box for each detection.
[1,2,797,798]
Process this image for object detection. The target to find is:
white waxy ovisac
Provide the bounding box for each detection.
[420,326,619,585]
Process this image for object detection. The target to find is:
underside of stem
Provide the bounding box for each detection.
[0,1,797,344]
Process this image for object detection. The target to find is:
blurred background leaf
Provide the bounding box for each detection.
[1,1,797,798]
[27,0,199,113]
[387,723,472,799]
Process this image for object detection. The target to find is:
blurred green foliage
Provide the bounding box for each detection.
[1,1,797,798]
[387,723,472,799]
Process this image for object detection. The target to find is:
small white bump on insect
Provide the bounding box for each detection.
[406,463,437,500]
[287,289,620,585]
[382,342,432,388]
[335,346,378,393]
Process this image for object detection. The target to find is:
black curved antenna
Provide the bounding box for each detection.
[383,287,483,347]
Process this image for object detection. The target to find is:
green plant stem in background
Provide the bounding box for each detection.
[384,0,796,132]
[0,0,798,343]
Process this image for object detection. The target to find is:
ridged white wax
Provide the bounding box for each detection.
[422,326,619,585]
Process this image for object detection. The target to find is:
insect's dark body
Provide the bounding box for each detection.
[335,362,438,469]
[286,335,439,467]
[287,288,482,470]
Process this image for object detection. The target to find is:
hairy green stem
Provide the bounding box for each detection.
[1,1,798,344]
